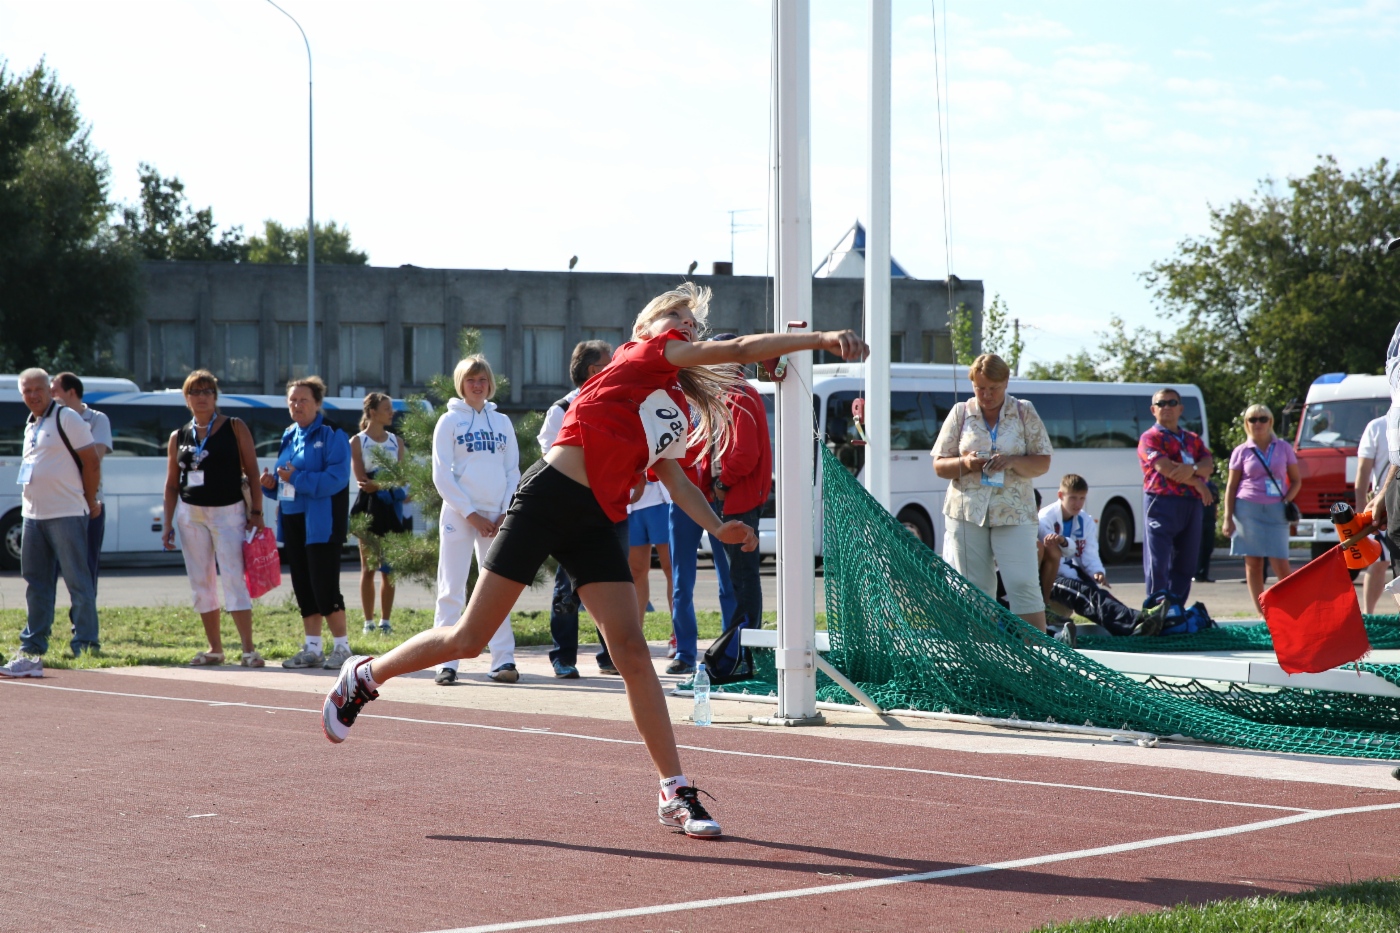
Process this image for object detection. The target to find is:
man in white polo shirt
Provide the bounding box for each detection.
[0,368,104,678]
[51,371,113,593]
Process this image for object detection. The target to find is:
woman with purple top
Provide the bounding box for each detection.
[1222,404,1302,614]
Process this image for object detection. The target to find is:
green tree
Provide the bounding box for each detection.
[117,162,247,261]
[247,219,368,265]
[1023,350,1102,382]
[1120,155,1400,452]
[351,328,543,588]
[0,61,140,368]
[980,293,1024,375]
[947,301,976,365]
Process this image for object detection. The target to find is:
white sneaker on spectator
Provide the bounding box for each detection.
[0,654,43,678]
[282,647,325,669]
[362,619,376,634]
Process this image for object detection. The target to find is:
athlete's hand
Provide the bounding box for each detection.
[820,330,869,362]
[629,474,647,504]
[162,524,176,551]
[714,520,758,552]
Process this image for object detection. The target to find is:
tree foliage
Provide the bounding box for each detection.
[981,293,1024,375]
[1118,156,1400,450]
[351,329,543,589]
[117,162,247,261]
[948,301,976,365]
[247,219,368,265]
[0,61,140,369]
[1023,351,1102,383]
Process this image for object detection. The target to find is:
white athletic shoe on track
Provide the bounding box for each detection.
[322,655,378,744]
[658,786,722,838]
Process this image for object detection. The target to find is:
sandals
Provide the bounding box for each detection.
[189,651,225,666]
[241,650,265,668]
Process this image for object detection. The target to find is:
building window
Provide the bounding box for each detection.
[213,323,260,384]
[108,330,132,374]
[403,325,445,385]
[524,327,565,385]
[583,328,624,350]
[459,326,504,372]
[891,332,905,363]
[339,324,385,389]
[277,324,321,383]
[922,331,954,364]
[150,322,195,386]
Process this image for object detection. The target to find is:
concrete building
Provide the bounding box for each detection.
[121,261,982,412]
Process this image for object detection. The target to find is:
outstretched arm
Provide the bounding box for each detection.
[664,329,867,368]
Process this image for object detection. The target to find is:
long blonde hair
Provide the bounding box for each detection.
[632,282,746,456]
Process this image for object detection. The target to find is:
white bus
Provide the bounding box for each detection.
[750,364,1209,563]
[0,378,419,569]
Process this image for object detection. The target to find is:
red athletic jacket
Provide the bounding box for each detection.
[699,383,773,516]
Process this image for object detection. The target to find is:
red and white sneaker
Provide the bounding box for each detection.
[658,786,722,838]
[322,655,378,743]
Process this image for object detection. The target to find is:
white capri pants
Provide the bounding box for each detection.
[176,501,253,614]
[434,506,515,672]
[943,517,1045,616]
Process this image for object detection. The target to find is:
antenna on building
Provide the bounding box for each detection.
[727,208,760,267]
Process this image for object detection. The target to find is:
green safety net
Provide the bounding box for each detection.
[1074,616,1400,653]
[720,446,1400,759]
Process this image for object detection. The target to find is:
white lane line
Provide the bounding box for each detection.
[420,802,1400,933]
[0,679,1329,812]
[186,813,218,819]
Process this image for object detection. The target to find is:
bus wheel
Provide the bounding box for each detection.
[0,511,21,572]
[1099,501,1133,565]
[897,507,935,550]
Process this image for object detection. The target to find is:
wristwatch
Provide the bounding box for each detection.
[714,479,730,494]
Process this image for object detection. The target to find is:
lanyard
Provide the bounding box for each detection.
[1257,439,1274,469]
[24,401,56,458]
[191,418,215,464]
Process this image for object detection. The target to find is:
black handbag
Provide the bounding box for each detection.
[1249,443,1299,522]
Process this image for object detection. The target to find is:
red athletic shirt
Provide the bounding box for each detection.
[555,331,690,522]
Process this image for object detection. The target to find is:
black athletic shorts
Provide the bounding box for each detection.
[482,460,635,588]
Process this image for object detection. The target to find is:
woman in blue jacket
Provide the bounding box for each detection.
[260,376,353,671]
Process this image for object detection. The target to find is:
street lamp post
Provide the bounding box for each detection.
[266,0,315,378]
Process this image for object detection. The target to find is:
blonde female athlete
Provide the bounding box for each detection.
[323,282,867,838]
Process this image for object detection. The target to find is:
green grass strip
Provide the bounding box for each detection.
[1031,878,1400,932]
[0,604,789,669]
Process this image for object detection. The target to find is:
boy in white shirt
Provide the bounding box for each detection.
[1356,414,1394,614]
[1037,474,1141,639]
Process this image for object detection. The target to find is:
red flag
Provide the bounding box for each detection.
[1260,547,1371,674]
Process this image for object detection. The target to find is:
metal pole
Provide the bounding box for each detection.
[864,0,892,511]
[757,0,822,727]
[266,0,315,377]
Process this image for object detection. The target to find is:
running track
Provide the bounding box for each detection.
[4,670,1400,933]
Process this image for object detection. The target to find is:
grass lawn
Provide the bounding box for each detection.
[1032,878,1400,932]
[0,601,783,669]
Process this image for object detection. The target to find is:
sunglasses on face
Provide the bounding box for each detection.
[1247,416,1271,424]
[1153,399,1180,408]
[187,388,216,397]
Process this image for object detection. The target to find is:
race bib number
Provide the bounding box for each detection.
[16,461,32,485]
[638,389,687,467]
[185,470,205,488]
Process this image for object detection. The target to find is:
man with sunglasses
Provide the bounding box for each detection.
[1138,388,1215,603]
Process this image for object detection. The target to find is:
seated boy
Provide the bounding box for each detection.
[1037,474,1143,638]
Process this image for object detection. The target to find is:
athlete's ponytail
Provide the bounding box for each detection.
[632,282,747,456]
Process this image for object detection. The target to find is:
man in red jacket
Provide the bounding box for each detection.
[700,337,773,639]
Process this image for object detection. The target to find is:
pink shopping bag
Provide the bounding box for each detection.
[242,527,282,599]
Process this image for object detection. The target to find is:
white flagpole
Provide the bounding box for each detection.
[864,0,892,511]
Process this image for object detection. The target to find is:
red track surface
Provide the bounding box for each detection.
[4,670,1400,933]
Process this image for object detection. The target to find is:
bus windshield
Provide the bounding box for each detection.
[1298,398,1389,449]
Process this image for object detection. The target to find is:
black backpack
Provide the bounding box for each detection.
[702,620,759,684]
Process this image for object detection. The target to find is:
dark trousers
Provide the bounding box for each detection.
[54,508,104,598]
[1142,493,1202,603]
[719,505,763,634]
[281,513,345,618]
[547,522,620,667]
[1196,495,1217,580]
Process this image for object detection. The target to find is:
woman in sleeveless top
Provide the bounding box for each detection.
[350,392,406,636]
[161,369,266,667]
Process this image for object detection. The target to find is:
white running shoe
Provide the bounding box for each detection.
[658,786,722,838]
[0,654,43,678]
[282,647,325,669]
[322,644,353,670]
[322,654,378,743]
[362,619,377,634]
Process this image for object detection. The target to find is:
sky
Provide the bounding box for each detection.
[1,0,1397,368]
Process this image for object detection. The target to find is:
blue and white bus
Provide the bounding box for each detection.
[0,377,420,569]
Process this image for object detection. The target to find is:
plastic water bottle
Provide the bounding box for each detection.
[692,663,712,726]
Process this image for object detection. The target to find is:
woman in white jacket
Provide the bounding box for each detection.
[431,355,521,684]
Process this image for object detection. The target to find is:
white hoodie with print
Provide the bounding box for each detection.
[432,398,519,518]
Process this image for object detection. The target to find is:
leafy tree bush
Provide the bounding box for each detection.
[247,219,367,265]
